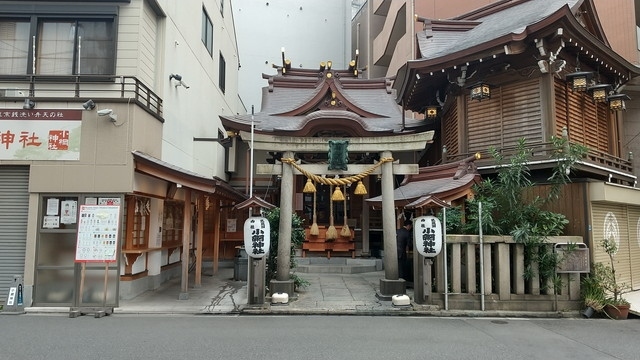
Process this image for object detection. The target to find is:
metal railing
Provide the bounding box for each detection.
[0,75,163,120]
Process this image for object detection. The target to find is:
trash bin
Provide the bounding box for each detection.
[234,246,248,281]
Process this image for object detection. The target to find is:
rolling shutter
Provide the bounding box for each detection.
[0,166,29,303]
[591,203,632,289]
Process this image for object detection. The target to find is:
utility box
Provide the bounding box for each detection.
[234,246,248,281]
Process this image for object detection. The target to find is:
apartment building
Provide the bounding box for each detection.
[0,0,246,308]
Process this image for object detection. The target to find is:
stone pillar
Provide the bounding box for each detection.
[378,151,405,298]
[272,151,295,296]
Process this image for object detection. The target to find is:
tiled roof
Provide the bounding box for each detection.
[221,68,418,137]
[366,156,481,208]
[417,0,581,60]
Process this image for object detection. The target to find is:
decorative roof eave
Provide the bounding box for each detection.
[396,3,640,109]
[132,151,247,202]
[404,195,451,209]
[233,195,276,211]
[272,111,396,137]
[273,80,385,118]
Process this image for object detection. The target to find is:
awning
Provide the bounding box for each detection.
[132,150,247,202]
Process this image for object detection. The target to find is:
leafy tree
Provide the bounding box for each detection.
[264,207,309,289]
[462,136,587,291]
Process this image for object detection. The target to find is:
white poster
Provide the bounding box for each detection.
[60,200,77,224]
[43,216,60,229]
[75,205,121,263]
[46,198,59,216]
[226,218,237,232]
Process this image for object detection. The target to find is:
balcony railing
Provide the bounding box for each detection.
[0,75,163,121]
[445,141,634,181]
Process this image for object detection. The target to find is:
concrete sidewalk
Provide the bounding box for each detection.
[26,262,640,317]
[97,267,577,317]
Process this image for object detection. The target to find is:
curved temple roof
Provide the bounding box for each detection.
[221,65,428,138]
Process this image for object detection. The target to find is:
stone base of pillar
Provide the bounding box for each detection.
[376,278,406,300]
[270,279,295,298]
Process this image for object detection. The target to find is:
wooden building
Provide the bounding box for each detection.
[394,0,640,292]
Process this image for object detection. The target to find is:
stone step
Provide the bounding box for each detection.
[294,257,383,274]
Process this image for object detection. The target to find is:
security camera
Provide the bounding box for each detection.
[179,80,190,89]
[97,109,113,116]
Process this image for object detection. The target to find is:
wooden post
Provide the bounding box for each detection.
[179,188,192,300]
[195,194,204,286]
[213,198,221,274]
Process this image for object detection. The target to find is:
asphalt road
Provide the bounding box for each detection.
[1,314,638,360]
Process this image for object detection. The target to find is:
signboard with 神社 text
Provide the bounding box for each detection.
[0,109,82,160]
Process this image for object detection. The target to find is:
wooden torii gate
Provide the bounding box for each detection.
[249,131,434,296]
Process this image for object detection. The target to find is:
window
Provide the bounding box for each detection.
[0,20,30,74]
[219,52,226,93]
[0,17,116,76]
[162,201,184,247]
[124,196,150,250]
[202,8,213,56]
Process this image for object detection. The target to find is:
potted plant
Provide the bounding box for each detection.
[580,269,606,318]
[599,238,631,320]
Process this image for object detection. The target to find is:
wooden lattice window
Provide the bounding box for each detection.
[162,200,184,247]
[123,196,150,250]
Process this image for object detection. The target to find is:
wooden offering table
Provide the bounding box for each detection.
[303,226,355,259]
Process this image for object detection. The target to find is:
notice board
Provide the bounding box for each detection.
[75,205,121,263]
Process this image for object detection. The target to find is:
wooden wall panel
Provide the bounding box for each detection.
[467,79,542,153]
[443,104,459,158]
[554,78,611,153]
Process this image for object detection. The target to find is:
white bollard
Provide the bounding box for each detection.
[391,294,410,306]
[271,292,289,304]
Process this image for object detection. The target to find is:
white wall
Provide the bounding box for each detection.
[233,0,352,112]
[156,0,241,179]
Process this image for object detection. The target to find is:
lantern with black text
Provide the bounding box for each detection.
[413,216,443,258]
[243,216,271,258]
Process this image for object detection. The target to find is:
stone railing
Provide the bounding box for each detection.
[426,235,585,312]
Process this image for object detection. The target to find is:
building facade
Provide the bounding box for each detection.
[392,0,640,298]
[0,0,246,307]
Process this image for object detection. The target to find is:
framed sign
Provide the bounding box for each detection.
[75,205,121,262]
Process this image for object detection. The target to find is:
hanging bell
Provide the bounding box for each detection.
[331,186,345,201]
[354,180,367,195]
[303,178,316,193]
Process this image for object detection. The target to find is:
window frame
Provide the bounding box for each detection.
[219,51,226,93]
[202,7,214,56]
[0,9,117,77]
